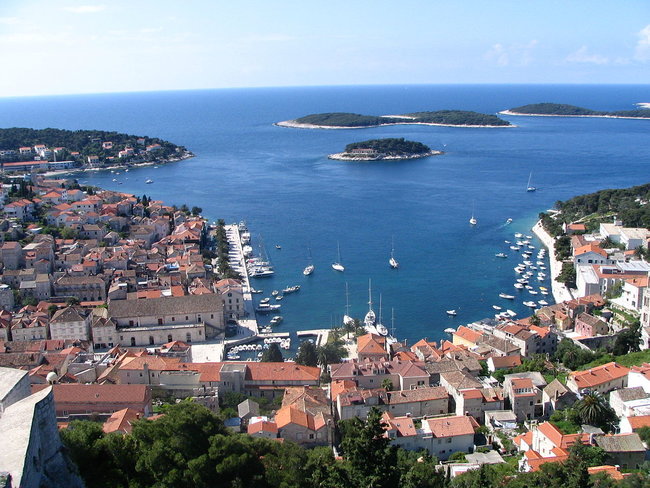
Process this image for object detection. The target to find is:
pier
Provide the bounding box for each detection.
[223,223,259,338]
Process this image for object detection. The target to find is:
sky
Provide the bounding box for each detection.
[0,0,649,97]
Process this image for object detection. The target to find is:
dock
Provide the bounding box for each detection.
[223,223,259,338]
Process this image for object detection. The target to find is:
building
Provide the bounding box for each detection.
[593,434,646,469]
[574,313,609,337]
[566,362,629,395]
[49,306,91,341]
[107,294,224,345]
[422,415,478,460]
[33,383,152,420]
[0,367,84,488]
[503,373,545,422]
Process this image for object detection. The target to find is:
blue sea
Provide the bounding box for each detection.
[0,84,649,346]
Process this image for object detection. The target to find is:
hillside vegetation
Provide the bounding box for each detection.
[292,110,511,127]
[344,138,431,155]
[508,103,650,118]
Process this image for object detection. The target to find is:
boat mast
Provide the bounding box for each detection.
[345,282,350,316]
[390,308,396,337]
[368,278,373,312]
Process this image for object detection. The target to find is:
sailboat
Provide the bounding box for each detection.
[303,247,314,276]
[469,201,477,225]
[389,236,399,269]
[526,172,536,192]
[363,279,376,328]
[331,242,345,272]
[375,294,388,336]
[343,282,354,327]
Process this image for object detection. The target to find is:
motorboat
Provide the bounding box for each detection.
[499,293,515,299]
[250,288,262,294]
[510,246,520,251]
[145,179,153,184]
[523,301,538,308]
[493,305,502,310]
[446,310,458,316]
[505,218,513,224]
[538,300,549,306]
[495,253,507,258]
[506,310,517,317]
[303,264,315,276]
[271,290,279,296]
[260,297,270,304]
[275,244,281,249]
[270,316,283,325]
[514,283,524,289]
[444,327,456,334]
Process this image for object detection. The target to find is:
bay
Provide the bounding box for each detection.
[0,84,649,345]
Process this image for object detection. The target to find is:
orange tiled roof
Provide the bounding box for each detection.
[426,415,478,438]
[569,362,630,389]
[453,326,482,344]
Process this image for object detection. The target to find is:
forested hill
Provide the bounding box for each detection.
[0,127,186,157]
[541,183,650,236]
[344,138,431,155]
[289,110,511,127]
[507,103,650,118]
[556,183,650,228]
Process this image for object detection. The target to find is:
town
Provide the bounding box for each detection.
[0,160,649,487]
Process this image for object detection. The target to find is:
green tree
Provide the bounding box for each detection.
[339,407,399,488]
[556,262,577,289]
[613,321,641,356]
[261,343,284,362]
[295,340,318,367]
[381,378,394,391]
[191,206,203,216]
[575,392,617,431]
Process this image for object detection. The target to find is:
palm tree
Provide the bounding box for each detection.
[576,391,615,429]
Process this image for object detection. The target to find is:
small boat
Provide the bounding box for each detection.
[538,300,549,306]
[332,241,345,272]
[145,178,153,184]
[250,288,263,294]
[539,286,548,291]
[505,240,511,244]
[303,247,315,275]
[444,327,456,334]
[510,246,520,251]
[112,178,117,182]
[514,233,523,238]
[526,172,536,192]
[505,218,513,224]
[270,315,283,325]
[495,253,507,258]
[389,236,399,269]
[469,201,477,225]
[493,305,502,310]
[529,290,539,295]
[364,279,376,327]
[499,293,515,299]
[523,301,538,308]
[275,295,283,301]
[275,245,281,249]
[260,297,270,304]
[506,309,517,317]
[514,283,524,289]
[271,290,279,296]
[446,310,458,316]
[343,282,354,327]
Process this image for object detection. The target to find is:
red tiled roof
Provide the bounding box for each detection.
[453,326,482,344]
[570,362,630,389]
[426,415,478,438]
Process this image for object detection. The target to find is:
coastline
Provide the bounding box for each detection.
[42,151,194,178]
[275,119,515,130]
[531,220,574,304]
[499,110,650,121]
[327,150,443,161]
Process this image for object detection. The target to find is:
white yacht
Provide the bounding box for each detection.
[364,279,376,328]
[332,241,344,272]
[343,282,354,327]
[389,236,399,269]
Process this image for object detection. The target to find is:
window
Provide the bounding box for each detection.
[167,334,173,342]
[447,438,452,443]
[149,336,154,345]
[129,320,134,326]
[172,317,175,322]
[186,332,192,343]
[158,318,163,325]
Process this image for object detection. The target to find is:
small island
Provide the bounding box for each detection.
[328,138,442,161]
[501,103,650,119]
[0,127,193,174]
[277,110,513,129]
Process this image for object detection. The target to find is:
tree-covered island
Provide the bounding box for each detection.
[501,102,650,119]
[276,110,512,129]
[328,138,442,161]
[0,127,193,173]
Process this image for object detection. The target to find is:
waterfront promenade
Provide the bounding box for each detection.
[531,220,574,304]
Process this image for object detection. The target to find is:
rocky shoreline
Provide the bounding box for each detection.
[328,150,443,161]
[499,110,650,120]
[275,120,515,130]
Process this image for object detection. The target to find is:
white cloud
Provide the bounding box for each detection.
[0,17,20,25]
[484,40,538,67]
[565,46,609,65]
[634,24,650,61]
[64,5,106,14]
